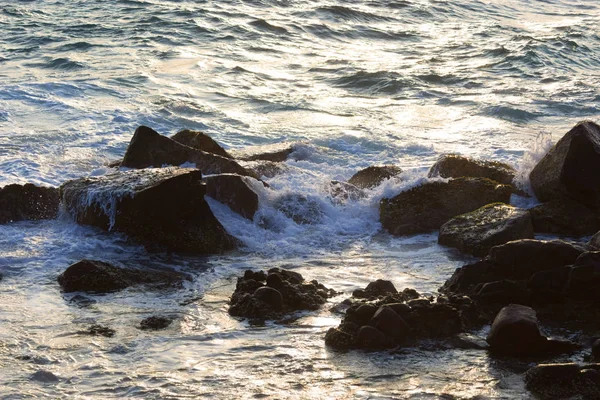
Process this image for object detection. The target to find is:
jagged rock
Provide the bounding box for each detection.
[171,129,232,159]
[352,279,399,300]
[439,203,533,257]
[231,142,296,162]
[140,316,174,330]
[0,183,60,224]
[428,154,515,185]
[57,259,188,293]
[204,174,260,219]
[327,181,365,203]
[380,178,512,235]
[525,363,600,399]
[243,160,289,179]
[348,165,402,189]
[529,199,600,236]
[274,194,324,225]
[228,268,337,320]
[60,167,236,254]
[121,126,254,177]
[442,240,583,294]
[78,324,116,338]
[530,121,600,209]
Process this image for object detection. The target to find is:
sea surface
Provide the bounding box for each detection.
[1,0,600,398]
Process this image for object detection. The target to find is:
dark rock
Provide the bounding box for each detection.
[530,121,600,209]
[428,154,515,185]
[529,267,571,301]
[439,203,533,257]
[60,167,237,254]
[525,363,600,400]
[352,279,397,299]
[79,324,115,338]
[68,294,97,307]
[231,142,296,162]
[345,303,379,325]
[486,304,549,356]
[356,326,390,350]
[529,199,600,236]
[372,306,411,341]
[589,231,600,251]
[266,273,283,289]
[140,316,174,331]
[30,370,60,383]
[348,165,403,189]
[121,126,254,177]
[57,259,187,293]
[204,174,260,219]
[564,252,600,300]
[476,280,529,307]
[380,178,512,235]
[274,194,324,225]
[0,183,60,224]
[327,181,365,203]
[171,129,232,159]
[243,160,289,179]
[254,286,283,311]
[324,327,355,350]
[592,339,600,361]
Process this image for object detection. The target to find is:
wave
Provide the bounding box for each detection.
[331,70,413,95]
[248,19,289,34]
[315,5,397,23]
[25,57,86,71]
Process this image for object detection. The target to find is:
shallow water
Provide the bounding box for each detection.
[1,0,600,398]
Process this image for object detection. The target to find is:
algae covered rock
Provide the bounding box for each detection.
[171,129,233,159]
[348,165,402,189]
[438,203,534,257]
[380,177,512,236]
[428,154,515,185]
[0,183,60,224]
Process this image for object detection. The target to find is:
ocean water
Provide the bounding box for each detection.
[1,0,600,398]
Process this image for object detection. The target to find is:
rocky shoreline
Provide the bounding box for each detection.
[3,121,600,398]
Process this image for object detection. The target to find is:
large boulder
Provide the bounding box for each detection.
[529,199,600,236]
[348,165,402,189]
[204,174,260,219]
[525,363,600,400]
[530,121,600,208]
[428,154,515,185]
[171,129,232,159]
[0,183,60,224]
[60,167,237,254]
[380,178,512,235]
[231,142,296,162]
[57,259,187,293]
[439,203,534,257]
[121,126,254,177]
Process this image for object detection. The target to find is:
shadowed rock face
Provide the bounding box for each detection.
[380,177,512,236]
[530,121,600,209]
[204,174,260,220]
[230,142,296,162]
[121,126,254,178]
[439,203,534,257]
[348,165,402,189]
[428,154,515,185]
[525,363,600,400]
[0,183,60,224]
[486,304,548,356]
[171,129,233,159]
[60,167,237,254]
[528,199,600,236]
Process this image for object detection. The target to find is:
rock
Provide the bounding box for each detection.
[57,259,187,293]
[439,203,534,257]
[529,266,571,302]
[204,174,260,219]
[348,165,403,189]
[529,199,600,236]
[231,142,296,162]
[229,268,337,320]
[525,363,600,399]
[352,280,398,299]
[476,280,529,307]
[79,324,115,337]
[0,183,60,224]
[30,370,60,383]
[428,154,515,186]
[327,181,365,203]
[356,326,390,350]
[274,194,324,225]
[371,305,411,341]
[589,231,600,250]
[60,167,237,254]
[140,316,174,330]
[380,178,512,235]
[121,126,254,177]
[171,129,232,159]
[564,252,600,300]
[324,327,355,350]
[592,339,600,361]
[243,160,289,179]
[530,121,600,209]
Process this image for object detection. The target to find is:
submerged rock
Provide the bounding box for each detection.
[121,126,254,177]
[525,363,600,399]
[380,177,512,236]
[79,324,116,338]
[57,259,188,293]
[171,129,232,159]
[204,173,260,219]
[0,183,60,224]
[327,180,365,203]
[30,370,60,383]
[274,193,324,225]
[228,268,338,321]
[428,154,515,185]
[231,142,296,162]
[529,199,600,236]
[438,203,534,257]
[140,316,174,330]
[60,167,237,254]
[243,160,289,179]
[530,121,600,209]
[348,165,402,189]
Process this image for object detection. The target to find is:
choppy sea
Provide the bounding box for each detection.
[1,0,600,398]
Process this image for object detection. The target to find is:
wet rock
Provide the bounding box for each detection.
[243,160,289,179]
[530,121,600,209]
[274,194,324,225]
[140,316,174,331]
[592,339,600,361]
[231,142,296,162]
[428,154,515,185]
[229,268,337,320]
[348,165,403,189]
[529,199,600,236]
[439,203,534,257]
[68,294,97,307]
[0,183,60,224]
[79,324,115,338]
[564,252,600,300]
[529,266,571,302]
[204,173,260,219]
[327,180,365,203]
[372,305,411,341]
[525,363,600,400]
[476,280,529,307]
[60,167,236,254]
[589,231,600,250]
[380,178,512,235]
[356,325,390,350]
[352,280,398,300]
[30,370,60,383]
[171,129,232,159]
[121,126,254,177]
[57,259,187,293]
